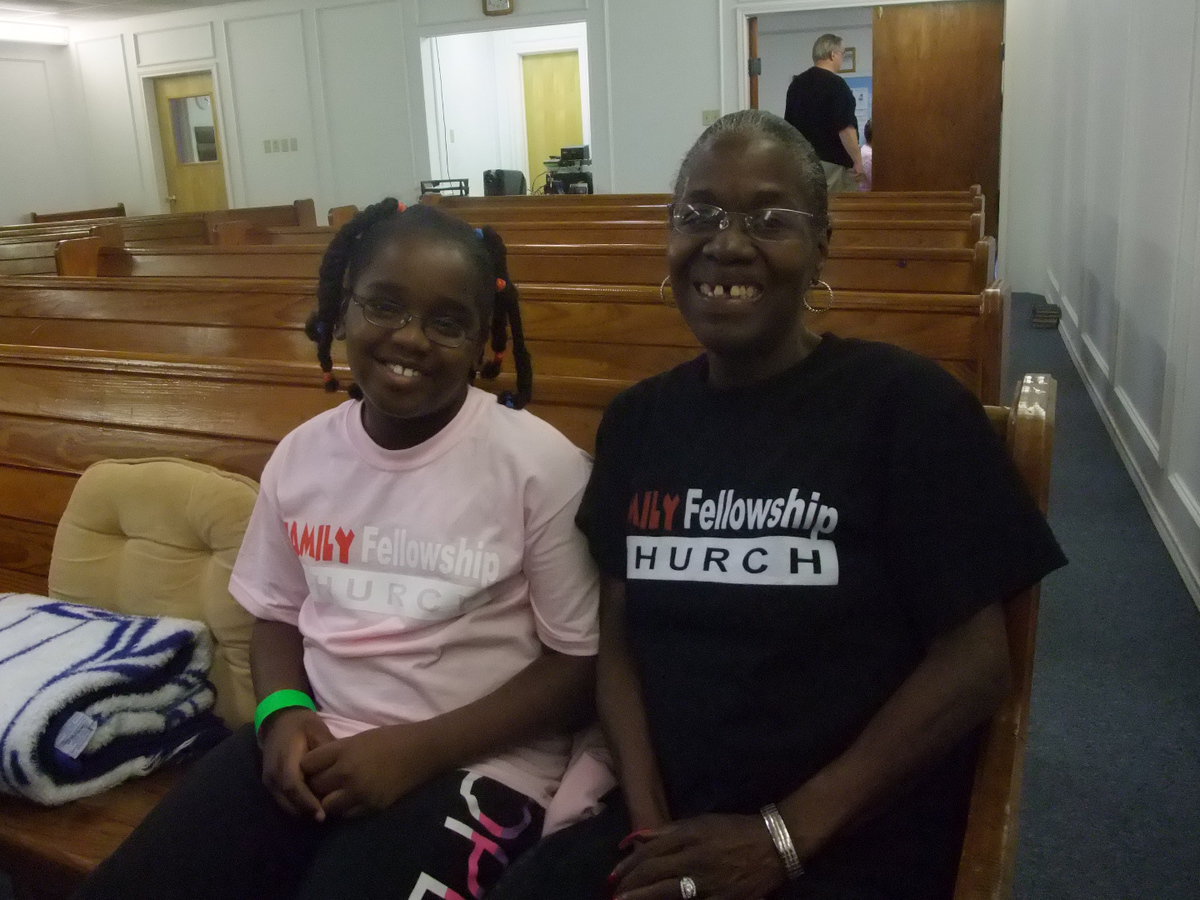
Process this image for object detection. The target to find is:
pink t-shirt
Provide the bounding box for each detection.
[230,388,599,805]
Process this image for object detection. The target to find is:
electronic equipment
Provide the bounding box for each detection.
[483,169,527,196]
[419,178,469,197]
[542,144,594,194]
[558,144,589,163]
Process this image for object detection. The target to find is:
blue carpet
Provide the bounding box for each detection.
[1008,293,1200,898]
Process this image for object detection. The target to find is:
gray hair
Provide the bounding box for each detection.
[812,33,843,63]
[671,109,829,227]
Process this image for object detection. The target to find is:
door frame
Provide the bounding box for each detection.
[718,0,1011,278]
[719,0,931,113]
[406,3,611,193]
[139,63,232,213]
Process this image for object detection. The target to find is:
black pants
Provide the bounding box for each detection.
[76,725,543,900]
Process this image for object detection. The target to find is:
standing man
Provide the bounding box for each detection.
[784,33,866,193]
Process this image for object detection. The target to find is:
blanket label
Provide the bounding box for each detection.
[54,711,97,759]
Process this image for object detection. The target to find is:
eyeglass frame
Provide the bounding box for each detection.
[346,293,482,349]
[668,201,822,242]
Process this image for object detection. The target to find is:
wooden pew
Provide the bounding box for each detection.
[55,243,326,280]
[210,221,336,247]
[423,187,982,212]
[208,206,368,247]
[0,283,337,596]
[955,373,1057,900]
[1,259,1003,460]
[0,279,1052,896]
[0,201,317,247]
[209,215,983,251]
[0,226,124,277]
[30,203,125,223]
[505,241,994,297]
[54,237,994,296]
[422,189,984,223]
[492,217,982,249]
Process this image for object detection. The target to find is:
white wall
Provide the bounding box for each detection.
[606,0,721,193]
[1002,0,1200,604]
[7,0,717,210]
[67,0,417,217]
[0,41,90,223]
[225,12,322,206]
[425,31,502,194]
[316,2,415,204]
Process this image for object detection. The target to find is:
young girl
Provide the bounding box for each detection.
[79,200,599,900]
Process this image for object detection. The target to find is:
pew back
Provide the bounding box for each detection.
[30,203,125,223]
[1,201,316,246]
[55,237,994,296]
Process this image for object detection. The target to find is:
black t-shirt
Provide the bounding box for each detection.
[577,336,1066,895]
[784,67,858,167]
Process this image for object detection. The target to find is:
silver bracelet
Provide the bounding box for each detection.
[760,802,804,880]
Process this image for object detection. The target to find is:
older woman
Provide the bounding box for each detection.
[490,110,1064,900]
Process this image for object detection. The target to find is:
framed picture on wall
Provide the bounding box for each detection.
[840,47,857,73]
[484,0,513,15]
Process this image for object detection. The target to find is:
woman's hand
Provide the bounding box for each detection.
[258,707,335,821]
[610,814,786,900]
[300,723,439,819]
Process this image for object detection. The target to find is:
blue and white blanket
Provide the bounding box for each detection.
[0,593,226,805]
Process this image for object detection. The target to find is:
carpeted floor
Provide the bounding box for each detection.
[1007,293,1200,898]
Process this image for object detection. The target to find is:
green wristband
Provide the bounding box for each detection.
[254,689,316,734]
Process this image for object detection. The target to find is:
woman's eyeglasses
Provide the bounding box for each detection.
[349,295,477,348]
[670,202,817,241]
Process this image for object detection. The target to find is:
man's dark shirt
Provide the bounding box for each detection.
[784,66,857,168]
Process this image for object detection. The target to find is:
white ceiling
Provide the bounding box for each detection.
[0,1,248,24]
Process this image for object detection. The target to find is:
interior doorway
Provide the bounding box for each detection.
[421,22,590,196]
[743,1,1004,236]
[149,72,229,213]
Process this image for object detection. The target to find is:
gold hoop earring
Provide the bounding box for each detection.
[804,279,834,314]
[659,275,674,305]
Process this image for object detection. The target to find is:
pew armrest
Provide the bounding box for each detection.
[955,374,1057,899]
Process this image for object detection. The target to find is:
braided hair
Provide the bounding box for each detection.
[305,199,533,408]
[475,225,532,409]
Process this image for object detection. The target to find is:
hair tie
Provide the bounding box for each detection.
[491,351,504,364]
[496,277,507,291]
[321,371,335,384]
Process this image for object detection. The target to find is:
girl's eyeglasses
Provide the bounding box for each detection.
[349,295,477,348]
[670,202,817,242]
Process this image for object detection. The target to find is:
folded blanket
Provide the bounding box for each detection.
[0,593,227,805]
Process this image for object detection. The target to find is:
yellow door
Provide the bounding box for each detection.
[522,51,583,187]
[152,72,229,212]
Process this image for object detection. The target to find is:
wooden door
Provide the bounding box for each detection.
[872,0,1004,237]
[522,51,584,187]
[152,72,229,213]
[749,16,760,109]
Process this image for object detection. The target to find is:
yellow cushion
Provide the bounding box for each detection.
[47,458,259,727]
